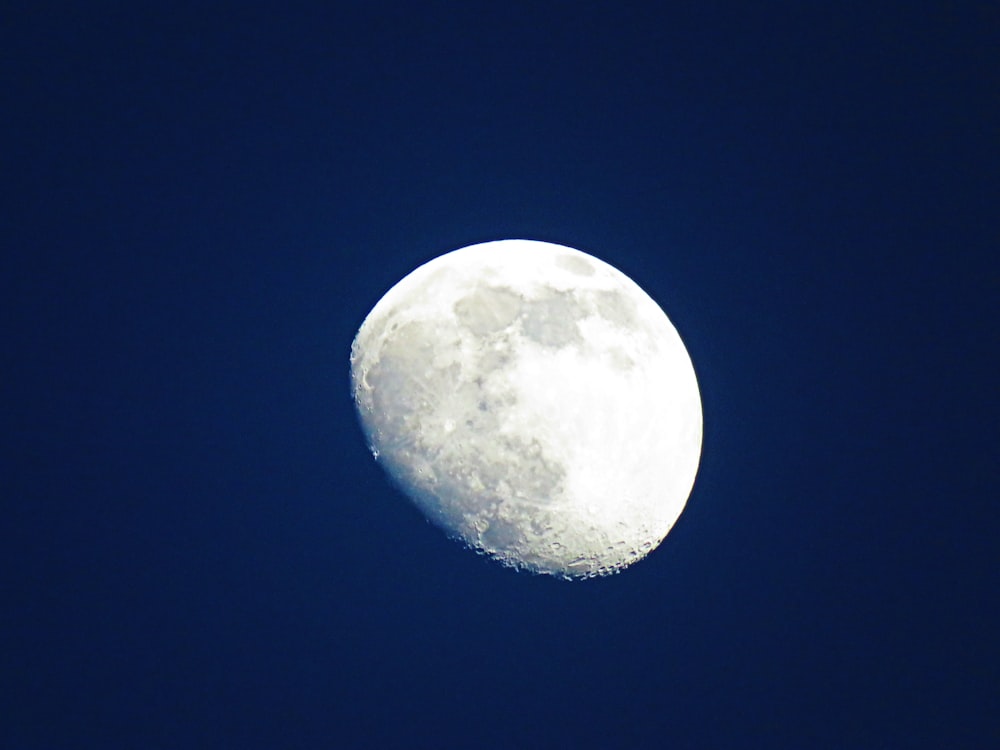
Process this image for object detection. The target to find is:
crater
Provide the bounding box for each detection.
[480,517,524,553]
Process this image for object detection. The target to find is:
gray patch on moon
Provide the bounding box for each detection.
[479,516,524,553]
[605,347,635,370]
[453,284,522,336]
[453,282,642,356]
[555,253,595,276]
[590,289,639,329]
[478,347,512,372]
[521,288,587,348]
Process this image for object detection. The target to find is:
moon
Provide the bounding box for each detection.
[350,239,702,578]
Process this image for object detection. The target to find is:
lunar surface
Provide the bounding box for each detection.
[350,239,702,578]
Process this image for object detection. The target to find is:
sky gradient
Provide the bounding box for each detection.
[4,2,997,747]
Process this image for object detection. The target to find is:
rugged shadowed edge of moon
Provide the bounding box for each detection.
[351,240,702,578]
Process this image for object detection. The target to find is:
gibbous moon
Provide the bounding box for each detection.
[351,240,702,578]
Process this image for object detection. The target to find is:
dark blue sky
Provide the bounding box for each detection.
[4,2,996,747]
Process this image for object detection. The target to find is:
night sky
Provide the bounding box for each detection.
[4,2,997,748]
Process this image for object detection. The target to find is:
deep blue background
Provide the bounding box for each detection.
[4,2,996,747]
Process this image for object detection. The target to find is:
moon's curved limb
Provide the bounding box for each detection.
[351,240,702,578]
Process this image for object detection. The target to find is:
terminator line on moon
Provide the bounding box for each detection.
[350,240,702,578]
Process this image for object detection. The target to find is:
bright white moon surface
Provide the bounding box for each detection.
[350,239,702,578]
